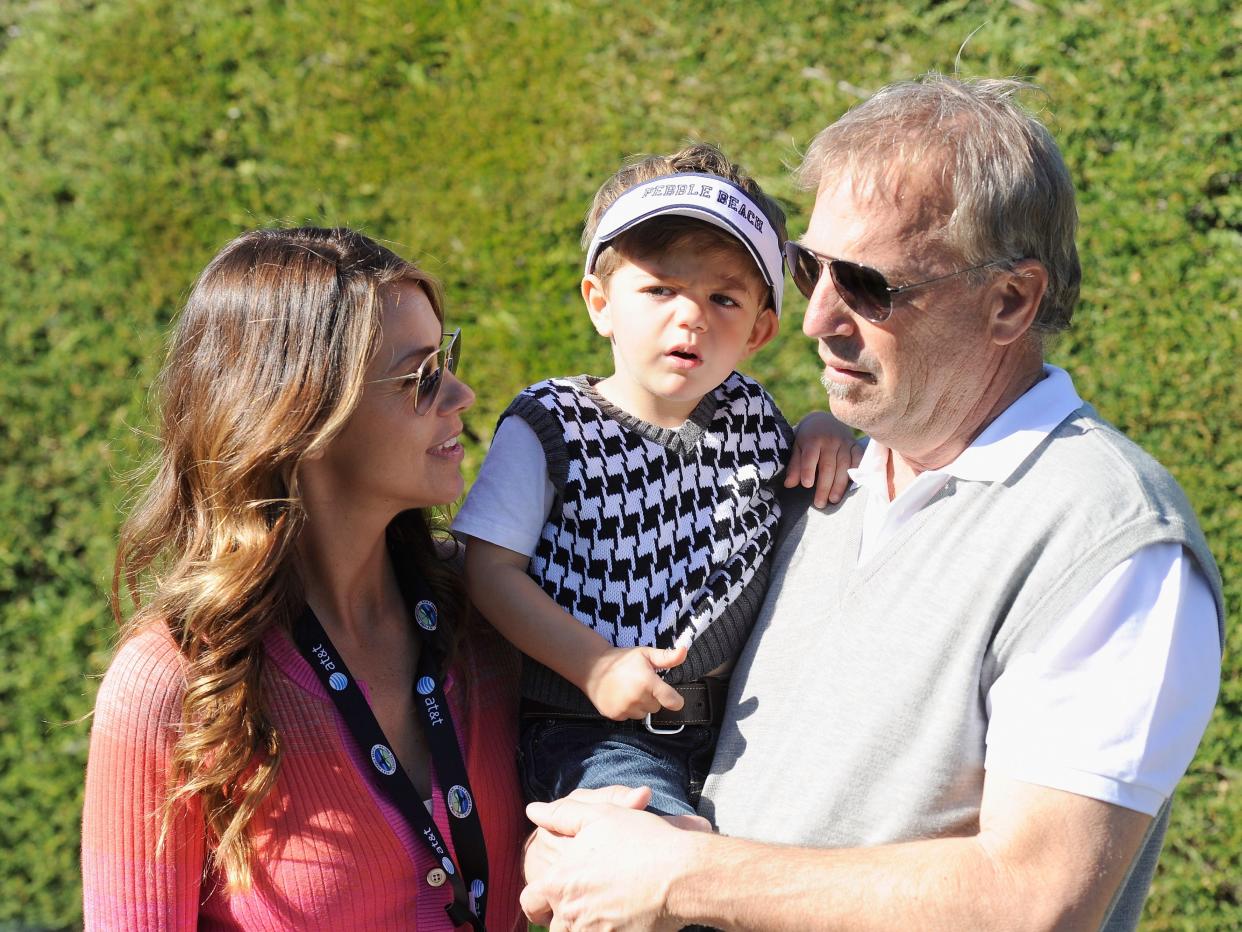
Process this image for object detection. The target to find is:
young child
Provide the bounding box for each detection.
[454,144,853,816]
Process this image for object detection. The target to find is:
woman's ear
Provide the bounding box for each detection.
[581,274,613,338]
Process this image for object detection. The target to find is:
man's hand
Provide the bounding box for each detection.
[519,776,1154,932]
[522,786,710,930]
[785,410,861,507]
[582,644,688,721]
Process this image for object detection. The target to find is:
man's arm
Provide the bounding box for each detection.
[523,774,1152,931]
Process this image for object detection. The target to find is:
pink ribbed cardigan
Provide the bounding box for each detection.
[82,622,527,930]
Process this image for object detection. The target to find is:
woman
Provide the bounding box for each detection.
[82,228,526,930]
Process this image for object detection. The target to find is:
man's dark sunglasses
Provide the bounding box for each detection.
[783,241,1013,323]
[371,328,461,414]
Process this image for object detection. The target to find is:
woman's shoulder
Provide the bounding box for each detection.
[93,623,187,731]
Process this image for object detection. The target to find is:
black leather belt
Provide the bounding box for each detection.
[521,676,730,733]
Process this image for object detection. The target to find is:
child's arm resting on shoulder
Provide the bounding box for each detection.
[784,410,862,508]
[464,539,686,720]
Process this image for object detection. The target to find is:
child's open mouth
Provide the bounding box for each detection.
[666,346,703,370]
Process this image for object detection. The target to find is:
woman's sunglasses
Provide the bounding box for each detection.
[783,241,1012,323]
[372,328,461,414]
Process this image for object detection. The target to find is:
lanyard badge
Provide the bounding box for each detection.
[291,580,488,930]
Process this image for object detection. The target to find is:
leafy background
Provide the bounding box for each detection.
[0,0,1237,928]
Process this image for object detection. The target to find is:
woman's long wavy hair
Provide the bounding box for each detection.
[112,227,464,892]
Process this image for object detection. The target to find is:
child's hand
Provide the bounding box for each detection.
[785,410,862,508]
[583,645,688,721]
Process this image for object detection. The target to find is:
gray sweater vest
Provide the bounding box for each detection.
[700,405,1223,931]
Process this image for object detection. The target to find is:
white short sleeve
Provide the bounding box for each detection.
[452,416,556,558]
[984,542,1221,815]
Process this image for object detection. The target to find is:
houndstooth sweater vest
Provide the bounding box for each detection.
[500,372,792,712]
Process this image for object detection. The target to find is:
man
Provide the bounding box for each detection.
[521,75,1224,931]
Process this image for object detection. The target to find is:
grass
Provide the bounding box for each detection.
[0,0,1237,927]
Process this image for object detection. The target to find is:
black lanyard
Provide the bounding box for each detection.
[290,577,488,930]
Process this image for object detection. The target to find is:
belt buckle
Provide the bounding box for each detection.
[644,712,685,735]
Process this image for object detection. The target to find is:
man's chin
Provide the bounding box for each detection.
[821,378,874,431]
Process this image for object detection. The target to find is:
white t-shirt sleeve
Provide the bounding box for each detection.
[452,416,555,558]
[984,541,1221,816]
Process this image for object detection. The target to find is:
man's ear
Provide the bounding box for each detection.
[989,259,1048,346]
[581,274,613,338]
[745,307,780,355]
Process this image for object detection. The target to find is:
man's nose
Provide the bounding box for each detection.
[802,275,855,340]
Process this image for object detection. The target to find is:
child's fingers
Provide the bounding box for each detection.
[638,647,687,712]
[815,440,854,507]
[802,440,826,490]
[651,679,685,711]
[812,441,837,508]
[833,442,855,501]
[783,442,799,487]
[643,645,687,671]
[850,439,864,468]
[619,691,666,719]
[648,692,669,713]
[800,439,827,490]
[604,696,655,721]
[813,467,830,508]
[784,439,813,488]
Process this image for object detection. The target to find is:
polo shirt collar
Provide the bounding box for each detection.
[947,365,1083,482]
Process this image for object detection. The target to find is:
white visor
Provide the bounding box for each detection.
[584,172,785,317]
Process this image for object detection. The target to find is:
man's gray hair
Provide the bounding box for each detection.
[798,74,1080,332]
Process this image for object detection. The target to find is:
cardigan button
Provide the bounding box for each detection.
[426,867,448,888]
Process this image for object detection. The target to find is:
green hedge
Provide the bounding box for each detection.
[1,1,1236,927]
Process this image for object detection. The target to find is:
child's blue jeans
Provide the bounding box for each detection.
[519,717,718,817]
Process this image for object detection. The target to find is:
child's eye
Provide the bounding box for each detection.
[711,293,742,308]
[642,285,674,297]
